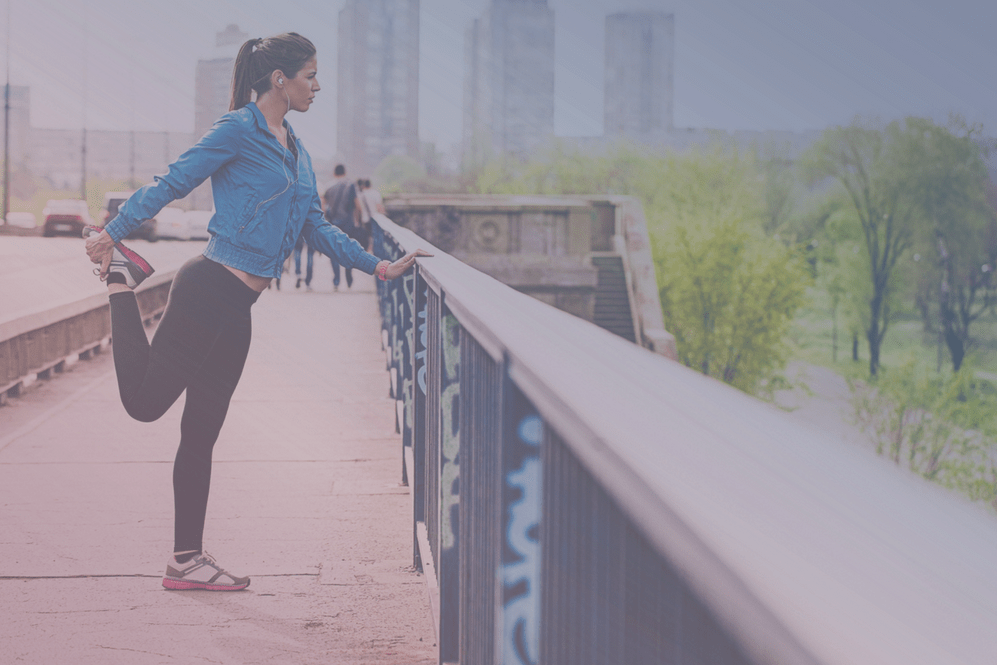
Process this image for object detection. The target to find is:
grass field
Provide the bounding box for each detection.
[788,286,997,379]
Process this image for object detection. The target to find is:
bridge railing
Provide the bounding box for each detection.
[372,212,997,665]
[0,273,173,401]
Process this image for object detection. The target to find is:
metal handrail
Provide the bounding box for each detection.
[373,212,997,665]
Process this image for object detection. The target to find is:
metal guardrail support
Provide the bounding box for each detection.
[0,272,174,403]
[373,212,997,665]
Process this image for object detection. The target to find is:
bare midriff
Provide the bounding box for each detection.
[223,265,273,293]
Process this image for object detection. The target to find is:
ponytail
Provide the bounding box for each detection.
[230,39,261,111]
[229,33,316,111]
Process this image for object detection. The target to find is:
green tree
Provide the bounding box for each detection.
[651,150,809,395]
[803,120,922,376]
[897,118,995,371]
[467,146,810,394]
[374,155,427,194]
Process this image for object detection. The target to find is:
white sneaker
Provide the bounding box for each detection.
[162,551,250,591]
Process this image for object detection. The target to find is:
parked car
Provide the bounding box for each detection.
[152,207,189,240]
[153,208,212,241]
[42,199,93,237]
[184,210,212,241]
[103,191,157,241]
[5,211,36,228]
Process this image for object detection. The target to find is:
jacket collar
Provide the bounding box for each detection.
[246,101,297,142]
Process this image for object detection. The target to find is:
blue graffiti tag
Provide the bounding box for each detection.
[440,314,461,549]
[415,288,428,395]
[502,414,543,665]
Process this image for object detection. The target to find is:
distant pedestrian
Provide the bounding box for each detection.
[82,32,430,592]
[274,249,292,290]
[351,179,372,251]
[357,179,371,227]
[292,231,316,290]
[322,164,362,290]
[361,178,385,215]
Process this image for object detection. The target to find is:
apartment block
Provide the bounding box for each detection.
[337,0,420,175]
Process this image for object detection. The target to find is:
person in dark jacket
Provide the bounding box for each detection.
[322,163,362,289]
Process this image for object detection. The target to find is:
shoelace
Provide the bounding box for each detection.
[197,551,219,567]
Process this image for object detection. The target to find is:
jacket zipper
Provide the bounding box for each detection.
[239,132,297,233]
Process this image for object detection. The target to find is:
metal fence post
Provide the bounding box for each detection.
[438,301,461,663]
[412,267,428,571]
[497,366,544,665]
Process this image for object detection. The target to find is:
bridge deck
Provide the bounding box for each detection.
[0,240,436,664]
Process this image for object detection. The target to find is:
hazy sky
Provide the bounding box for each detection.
[1,0,993,160]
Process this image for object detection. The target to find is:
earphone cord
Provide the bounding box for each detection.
[248,87,296,221]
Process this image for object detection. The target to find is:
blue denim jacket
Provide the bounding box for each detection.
[103,103,379,279]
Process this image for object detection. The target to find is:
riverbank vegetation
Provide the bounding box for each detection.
[441,116,997,505]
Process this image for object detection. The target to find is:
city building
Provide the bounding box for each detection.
[190,24,247,209]
[563,11,820,161]
[0,82,191,194]
[30,127,191,191]
[337,0,420,176]
[605,11,674,137]
[194,24,247,141]
[1,85,31,171]
[462,0,555,170]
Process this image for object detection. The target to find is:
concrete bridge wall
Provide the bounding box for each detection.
[384,193,676,357]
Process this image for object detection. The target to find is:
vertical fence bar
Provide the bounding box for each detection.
[413,267,429,569]
[400,270,416,450]
[426,288,442,575]
[460,334,501,665]
[372,223,393,376]
[541,432,625,665]
[389,257,402,412]
[497,374,543,665]
[438,302,461,664]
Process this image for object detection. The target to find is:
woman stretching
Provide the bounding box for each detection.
[83,32,429,591]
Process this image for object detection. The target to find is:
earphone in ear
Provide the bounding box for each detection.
[278,77,284,85]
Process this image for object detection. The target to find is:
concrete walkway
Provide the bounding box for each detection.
[0,252,436,664]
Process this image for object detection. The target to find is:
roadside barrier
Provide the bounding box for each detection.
[0,272,172,403]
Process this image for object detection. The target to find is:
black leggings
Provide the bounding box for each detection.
[108,256,260,553]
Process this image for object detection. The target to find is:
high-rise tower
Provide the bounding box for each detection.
[463,0,555,169]
[194,24,247,140]
[191,24,247,209]
[604,12,674,137]
[337,0,420,176]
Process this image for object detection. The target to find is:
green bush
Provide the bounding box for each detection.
[852,360,997,506]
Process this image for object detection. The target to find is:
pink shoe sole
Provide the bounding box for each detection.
[162,577,249,591]
[116,242,154,275]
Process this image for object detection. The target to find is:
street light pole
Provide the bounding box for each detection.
[79,20,87,203]
[3,0,11,226]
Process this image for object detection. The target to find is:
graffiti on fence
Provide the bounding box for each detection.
[397,273,415,433]
[440,312,460,549]
[415,288,428,395]
[502,413,543,665]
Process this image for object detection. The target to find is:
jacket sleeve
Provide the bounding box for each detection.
[103,114,244,243]
[302,184,380,275]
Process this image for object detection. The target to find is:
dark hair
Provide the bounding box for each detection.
[362,179,371,188]
[334,164,346,176]
[230,33,316,111]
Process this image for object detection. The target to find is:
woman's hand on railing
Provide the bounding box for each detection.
[380,249,433,280]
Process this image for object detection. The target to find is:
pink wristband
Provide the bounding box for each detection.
[377,262,389,281]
